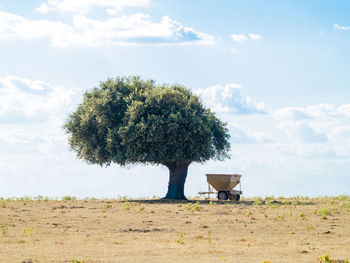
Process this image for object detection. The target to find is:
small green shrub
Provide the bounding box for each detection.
[1,224,8,236]
[192,202,202,211]
[22,226,33,237]
[209,201,217,206]
[184,202,202,213]
[299,213,308,220]
[340,201,350,209]
[208,230,212,245]
[62,196,76,201]
[338,194,350,201]
[139,205,145,211]
[102,204,112,212]
[254,200,263,206]
[318,255,330,263]
[317,207,331,219]
[124,202,131,210]
[35,195,44,201]
[291,201,299,207]
[176,232,185,244]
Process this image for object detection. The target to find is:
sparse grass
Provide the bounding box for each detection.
[317,207,331,219]
[208,229,212,245]
[1,224,8,237]
[208,200,216,206]
[22,226,33,237]
[0,195,350,262]
[176,231,185,244]
[299,213,308,220]
[102,204,112,212]
[62,196,77,201]
[124,202,131,210]
[184,201,202,213]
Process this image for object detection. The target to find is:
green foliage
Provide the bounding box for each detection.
[253,197,263,206]
[35,195,44,201]
[291,201,299,207]
[184,202,202,213]
[337,194,350,201]
[64,76,230,167]
[299,213,308,220]
[71,260,82,263]
[22,226,33,237]
[318,255,350,263]
[317,207,331,219]
[62,196,76,201]
[139,205,145,211]
[1,224,8,236]
[208,200,217,206]
[340,201,350,209]
[176,231,185,244]
[318,255,330,263]
[17,196,31,202]
[124,202,131,210]
[102,204,112,212]
[208,229,212,245]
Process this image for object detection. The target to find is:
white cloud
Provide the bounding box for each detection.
[329,125,350,140]
[280,144,338,159]
[35,0,151,14]
[274,107,311,120]
[249,33,262,40]
[274,104,350,120]
[195,83,268,115]
[35,2,51,14]
[0,76,81,124]
[273,103,350,161]
[0,11,216,47]
[334,23,350,31]
[279,122,328,143]
[306,104,350,118]
[229,48,238,54]
[230,34,248,42]
[231,33,262,42]
[229,124,274,144]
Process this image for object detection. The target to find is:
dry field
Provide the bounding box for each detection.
[1,196,350,263]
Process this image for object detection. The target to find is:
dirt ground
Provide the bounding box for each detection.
[0,196,350,263]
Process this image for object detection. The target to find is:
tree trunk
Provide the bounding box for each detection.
[163,162,190,200]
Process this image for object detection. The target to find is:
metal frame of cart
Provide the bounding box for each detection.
[198,174,243,201]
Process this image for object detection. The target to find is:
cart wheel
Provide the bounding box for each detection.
[217,191,228,200]
[235,194,240,201]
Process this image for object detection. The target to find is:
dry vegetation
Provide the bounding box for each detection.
[1,195,350,263]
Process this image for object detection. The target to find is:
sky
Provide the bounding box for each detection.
[0,0,350,198]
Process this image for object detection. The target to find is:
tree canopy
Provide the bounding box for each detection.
[64,76,230,199]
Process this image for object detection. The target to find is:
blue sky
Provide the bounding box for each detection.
[0,0,350,198]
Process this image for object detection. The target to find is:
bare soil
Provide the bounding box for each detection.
[0,197,349,262]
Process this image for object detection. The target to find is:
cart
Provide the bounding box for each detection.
[198,174,242,201]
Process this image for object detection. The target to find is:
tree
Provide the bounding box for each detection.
[64,76,230,199]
